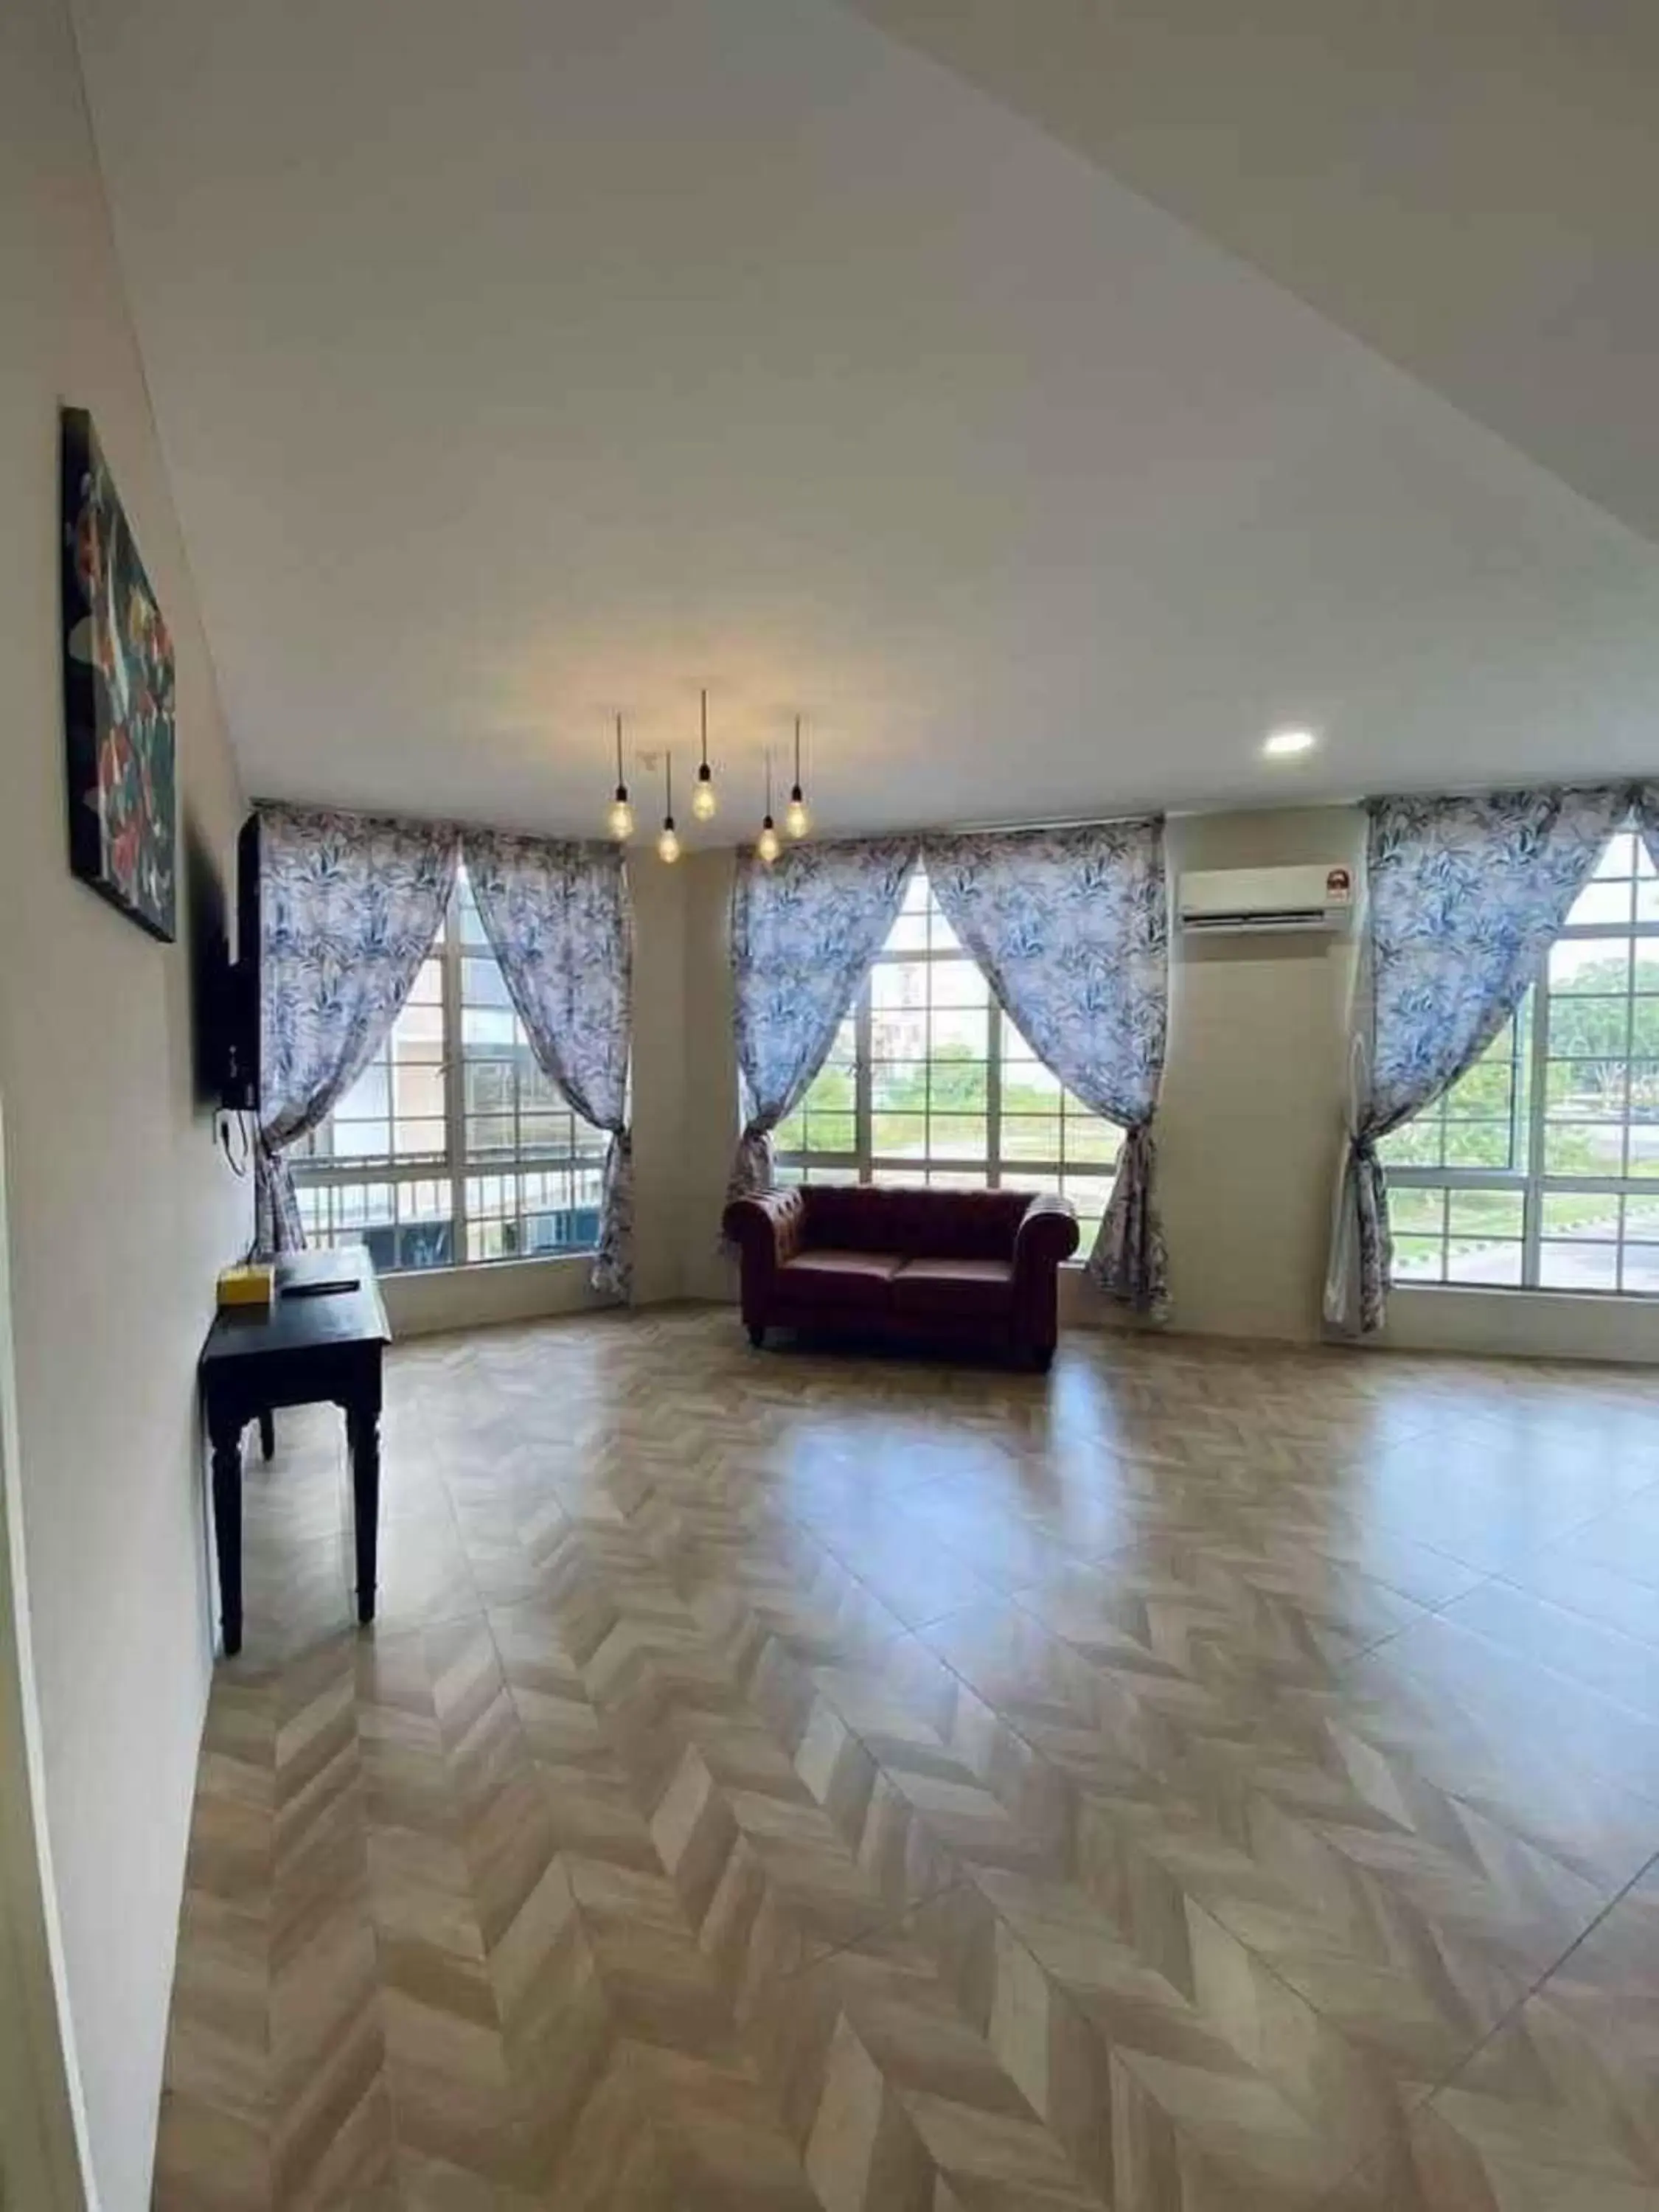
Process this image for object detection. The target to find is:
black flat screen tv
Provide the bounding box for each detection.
[218,811,260,1113]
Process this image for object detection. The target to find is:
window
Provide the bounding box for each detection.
[1381,826,1659,1294]
[773,865,1119,1242]
[291,866,607,1273]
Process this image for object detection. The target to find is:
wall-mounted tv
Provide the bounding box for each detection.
[215,812,260,1113]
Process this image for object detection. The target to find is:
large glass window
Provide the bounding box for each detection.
[773,865,1118,1243]
[291,866,606,1272]
[1381,826,1659,1294]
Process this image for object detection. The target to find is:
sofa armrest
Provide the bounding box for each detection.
[722,1188,806,1323]
[723,1186,806,1261]
[1013,1192,1080,1274]
[1010,1193,1079,1357]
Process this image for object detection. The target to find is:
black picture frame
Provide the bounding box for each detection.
[59,406,178,942]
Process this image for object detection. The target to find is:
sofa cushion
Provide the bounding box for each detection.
[801,1184,1029,1260]
[890,1255,1016,1319]
[774,1248,903,1312]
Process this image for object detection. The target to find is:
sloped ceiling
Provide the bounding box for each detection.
[71,0,1659,838]
[841,0,1659,550]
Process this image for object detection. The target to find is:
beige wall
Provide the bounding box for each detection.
[679,849,742,1306]
[1152,805,1366,1342]
[0,1,248,2204]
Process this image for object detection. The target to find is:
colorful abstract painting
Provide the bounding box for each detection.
[60,407,177,940]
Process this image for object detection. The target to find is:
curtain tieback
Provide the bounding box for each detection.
[1117,1118,1158,1176]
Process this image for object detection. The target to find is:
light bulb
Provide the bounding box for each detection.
[757,818,781,866]
[692,771,717,822]
[785,790,810,840]
[657,821,681,864]
[607,793,634,841]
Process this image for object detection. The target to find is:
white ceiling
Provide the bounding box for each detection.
[844,0,1659,551]
[72,0,1659,841]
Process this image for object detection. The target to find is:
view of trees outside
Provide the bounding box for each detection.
[1382,830,1659,1293]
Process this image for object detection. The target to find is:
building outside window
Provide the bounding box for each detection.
[1381,824,1659,1293]
[773,864,1119,1242]
[291,865,605,1273]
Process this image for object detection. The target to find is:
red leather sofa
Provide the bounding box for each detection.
[720,1184,1079,1370]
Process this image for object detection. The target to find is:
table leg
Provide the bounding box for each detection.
[208,1415,245,1657]
[347,1402,380,1626]
[257,1408,275,1462]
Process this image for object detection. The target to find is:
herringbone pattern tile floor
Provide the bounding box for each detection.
[153,1307,1659,2210]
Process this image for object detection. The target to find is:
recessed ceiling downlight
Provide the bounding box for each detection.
[1263,726,1318,758]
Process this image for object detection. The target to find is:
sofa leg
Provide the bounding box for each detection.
[748,1324,765,1349]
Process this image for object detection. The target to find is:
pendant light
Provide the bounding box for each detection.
[691,686,717,821]
[757,752,781,866]
[657,751,681,864]
[785,714,810,840]
[605,714,634,841]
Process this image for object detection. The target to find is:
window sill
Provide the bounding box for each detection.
[377,1251,597,1285]
[1392,1281,1657,1306]
[378,1251,607,1338]
[1382,1280,1659,1364]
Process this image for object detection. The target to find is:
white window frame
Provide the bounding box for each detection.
[774,866,1119,1234]
[291,869,604,1273]
[1385,829,1659,1295]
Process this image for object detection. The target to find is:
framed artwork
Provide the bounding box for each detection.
[59,406,177,941]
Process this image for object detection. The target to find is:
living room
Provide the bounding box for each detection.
[4,1,1659,2208]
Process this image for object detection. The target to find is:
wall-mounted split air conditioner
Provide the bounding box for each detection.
[1177,862,1357,938]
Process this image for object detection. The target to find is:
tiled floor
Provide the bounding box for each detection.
[152,1307,1659,2209]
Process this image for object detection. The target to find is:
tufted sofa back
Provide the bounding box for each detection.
[799,1183,1034,1261]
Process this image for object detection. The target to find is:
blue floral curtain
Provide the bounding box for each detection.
[1636,785,1659,877]
[923,821,1169,1313]
[463,832,633,1300]
[1326,785,1630,1334]
[728,838,918,1200]
[256,806,459,1254]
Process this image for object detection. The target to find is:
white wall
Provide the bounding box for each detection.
[0,1,248,2204]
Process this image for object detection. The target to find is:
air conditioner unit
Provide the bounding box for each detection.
[1178,862,1357,937]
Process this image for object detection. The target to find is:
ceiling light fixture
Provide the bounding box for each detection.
[785,714,810,841]
[1263,726,1318,759]
[656,751,681,864]
[605,714,634,840]
[692,686,717,822]
[757,752,781,866]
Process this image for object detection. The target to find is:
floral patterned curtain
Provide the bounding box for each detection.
[923,821,1169,1313]
[462,832,633,1300]
[1636,785,1659,877]
[256,806,459,1254]
[728,838,918,1201]
[1326,785,1630,1335]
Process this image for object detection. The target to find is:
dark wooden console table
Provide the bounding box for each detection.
[198,1245,390,1657]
